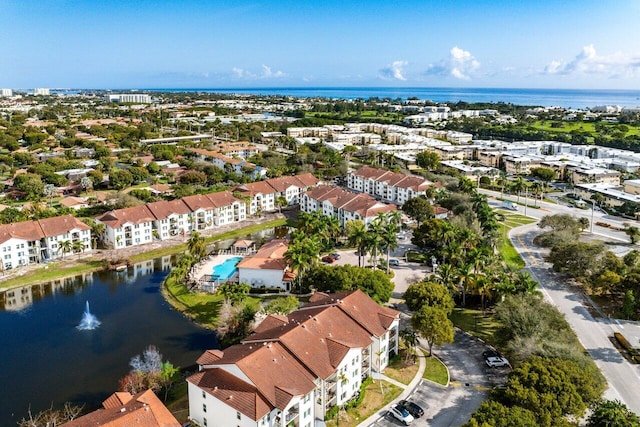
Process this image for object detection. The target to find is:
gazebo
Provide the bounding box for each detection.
[232,239,255,254]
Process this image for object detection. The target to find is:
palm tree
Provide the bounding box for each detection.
[456,263,476,307]
[365,219,386,269]
[187,232,207,260]
[57,240,72,259]
[285,236,321,291]
[346,220,367,267]
[378,213,400,273]
[400,329,419,363]
[72,240,85,254]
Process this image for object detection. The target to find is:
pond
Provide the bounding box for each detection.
[0,256,218,426]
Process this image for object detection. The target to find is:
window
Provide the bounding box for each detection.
[304,393,310,403]
[237,411,241,420]
[202,404,206,413]
[203,419,207,426]
[304,408,311,418]
[202,391,205,399]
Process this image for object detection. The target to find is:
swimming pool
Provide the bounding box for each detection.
[212,257,242,280]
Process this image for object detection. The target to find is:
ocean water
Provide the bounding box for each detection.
[145,87,640,109]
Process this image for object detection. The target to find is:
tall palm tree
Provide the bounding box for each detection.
[365,218,386,268]
[346,220,367,267]
[456,263,476,307]
[285,236,321,290]
[187,232,207,260]
[72,240,85,254]
[57,240,72,259]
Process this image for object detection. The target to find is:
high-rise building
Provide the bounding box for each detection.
[33,88,50,96]
[0,89,12,97]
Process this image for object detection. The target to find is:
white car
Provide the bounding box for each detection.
[390,404,414,425]
[485,356,510,368]
[389,258,400,267]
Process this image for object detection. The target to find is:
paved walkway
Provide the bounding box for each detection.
[356,350,427,427]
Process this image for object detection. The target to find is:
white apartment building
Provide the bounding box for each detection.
[301,185,397,227]
[146,199,193,240]
[33,88,50,96]
[0,89,12,97]
[104,93,152,103]
[347,166,434,206]
[187,290,399,427]
[233,173,319,215]
[0,215,92,270]
[96,206,155,249]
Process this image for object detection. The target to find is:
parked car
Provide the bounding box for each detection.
[486,356,510,368]
[321,255,336,263]
[398,400,424,418]
[330,253,341,260]
[389,258,400,267]
[390,404,414,425]
[482,349,502,360]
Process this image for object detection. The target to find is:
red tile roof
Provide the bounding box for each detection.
[0,215,89,245]
[96,205,155,229]
[62,389,180,427]
[305,186,397,218]
[237,239,289,271]
[351,166,433,191]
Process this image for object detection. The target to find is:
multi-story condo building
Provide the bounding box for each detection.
[104,93,152,103]
[96,191,247,248]
[187,290,399,427]
[189,148,268,180]
[33,88,50,96]
[347,166,434,206]
[0,215,92,270]
[301,185,397,227]
[0,89,12,97]
[233,173,319,215]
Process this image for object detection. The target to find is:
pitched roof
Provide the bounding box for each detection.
[302,290,400,337]
[237,239,289,271]
[351,166,433,191]
[0,215,90,245]
[62,389,180,427]
[305,186,397,218]
[190,342,316,419]
[145,199,191,220]
[96,205,155,228]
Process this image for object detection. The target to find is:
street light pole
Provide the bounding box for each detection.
[591,200,595,233]
[524,186,528,216]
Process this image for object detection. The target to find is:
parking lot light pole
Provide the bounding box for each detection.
[591,200,595,233]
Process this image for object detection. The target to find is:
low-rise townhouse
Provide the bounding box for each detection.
[347,166,433,206]
[187,290,399,427]
[301,185,397,227]
[0,215,92,270]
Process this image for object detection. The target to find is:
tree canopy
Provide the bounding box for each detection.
[301,264,394,303]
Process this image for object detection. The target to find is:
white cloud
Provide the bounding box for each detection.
[544,45,640,77]
[379,60,408,81]
[261,64,284,78]
[425,46,480,80]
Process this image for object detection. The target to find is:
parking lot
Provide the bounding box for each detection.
[372,331,510,427]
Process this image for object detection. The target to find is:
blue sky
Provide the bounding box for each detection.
[2,0,640,89]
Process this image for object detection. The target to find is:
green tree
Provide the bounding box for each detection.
[402,196,434,227]
[346,219,368,267]
[187,231,207,261]
[415,150,441,171]
[547,241,605,278]
[301,264,394,303]
[624,224,640,245]
[14,173,45,201]
[411,305,454,356]
[622,290,636,320]
[403,280,454,313]
[586,399,640,427]
[530,167,557,183]
[218,282,251,305]
[57,240,72,259]
[109,169,133,190]
[464,401,539,427]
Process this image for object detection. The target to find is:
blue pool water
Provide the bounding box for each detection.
[212,257,242,280]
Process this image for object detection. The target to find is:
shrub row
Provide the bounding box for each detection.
[324,376,373,420]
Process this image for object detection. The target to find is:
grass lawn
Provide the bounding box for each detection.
[422,354,449,386]
[325,380,402,427]
[384,356,419,385]
[0,258,106,290]
[450,307,504,348]
[165,381,190,423]
[497,213,537,269]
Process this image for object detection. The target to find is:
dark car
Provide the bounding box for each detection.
[482,349,502,360]
[398,400,424,418]
[321,255,336,263]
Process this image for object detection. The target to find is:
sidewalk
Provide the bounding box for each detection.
[356,351,427,427]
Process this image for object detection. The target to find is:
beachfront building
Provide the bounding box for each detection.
[301,185,397,227]
[236,239,295,290]
[347,166,433,206]
[187,290,400,426]
[0,215,92,270]
[104,93,152,103]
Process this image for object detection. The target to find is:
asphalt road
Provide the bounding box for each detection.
[509,221,640,415]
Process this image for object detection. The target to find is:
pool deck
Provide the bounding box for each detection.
[192,254,240,282]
